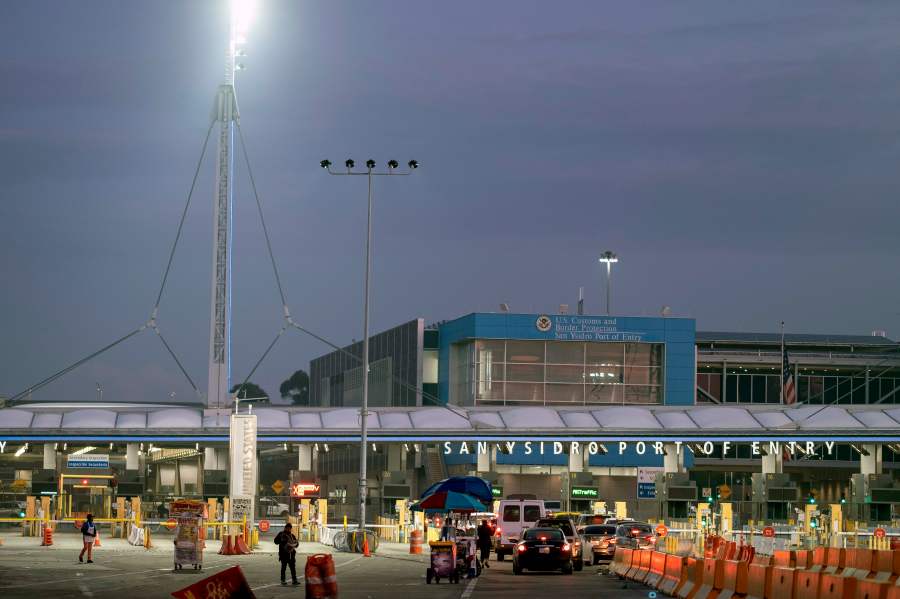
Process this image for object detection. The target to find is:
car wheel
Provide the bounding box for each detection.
[497,552,504,562]
[563,562,574,575]
[280,510,289,518]
[513,564,520,575]
[575,558,583,572]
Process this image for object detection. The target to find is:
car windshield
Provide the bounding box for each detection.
[524,528,564,541]
[538,519,574,536]
[583,525,616,535]
[617,524,653,536]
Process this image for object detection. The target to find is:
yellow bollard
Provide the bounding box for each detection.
[251,528,259,549]
[343,514,348,531]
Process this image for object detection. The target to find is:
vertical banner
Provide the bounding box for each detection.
[229,415,258,525]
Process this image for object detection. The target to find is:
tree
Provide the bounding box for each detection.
[279,369,310,406]
[230,382,269,404]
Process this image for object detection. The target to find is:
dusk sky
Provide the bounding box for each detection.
[3,1,900,405]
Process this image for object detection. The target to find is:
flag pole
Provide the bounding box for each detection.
[780,321,785,405]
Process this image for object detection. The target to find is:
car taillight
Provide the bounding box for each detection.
[609,537,617,544]
[495,527,502,536]
[562,542,571,553]
[517,543,527,553]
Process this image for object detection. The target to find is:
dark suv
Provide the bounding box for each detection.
[614,522,656,550]
[535,517,584,571]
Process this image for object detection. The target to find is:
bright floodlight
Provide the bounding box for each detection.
[598,250,618,264]
[231,0,258,39]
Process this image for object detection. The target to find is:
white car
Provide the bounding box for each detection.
[494,499,546,561]
[258,497,290,518]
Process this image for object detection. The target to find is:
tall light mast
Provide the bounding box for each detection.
[207,0,254,409]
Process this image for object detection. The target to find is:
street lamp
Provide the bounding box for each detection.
[95,382,103,403]
[598,251,619,316]
[321,157,419,533]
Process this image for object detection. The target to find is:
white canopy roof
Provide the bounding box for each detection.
[1,403,899,439]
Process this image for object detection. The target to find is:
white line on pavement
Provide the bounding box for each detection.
[249,555,364,591]
[461,577,478,599]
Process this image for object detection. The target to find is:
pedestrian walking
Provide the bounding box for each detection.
[476,519,492,568]
[274,522,300,586]
[79,514,97,563]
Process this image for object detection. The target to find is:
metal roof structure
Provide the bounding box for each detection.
[1,403,899,442]
[696,331,897,346]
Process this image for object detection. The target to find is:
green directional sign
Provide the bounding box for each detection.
[491,486,503,498]
[571,486,599,499]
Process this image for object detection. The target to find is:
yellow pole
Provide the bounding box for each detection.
[343,514,348,531]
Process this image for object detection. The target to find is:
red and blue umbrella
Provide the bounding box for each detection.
[412,490,487,513]
[420,476,493,504]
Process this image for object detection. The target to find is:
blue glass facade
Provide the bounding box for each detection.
[437,312,696,406]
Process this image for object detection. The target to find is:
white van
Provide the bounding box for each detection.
[494,499,546,560]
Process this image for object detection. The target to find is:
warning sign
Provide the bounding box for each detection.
[271,480,285,495]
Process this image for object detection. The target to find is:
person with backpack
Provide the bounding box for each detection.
[274,522,300,586]
[79,514,97,563]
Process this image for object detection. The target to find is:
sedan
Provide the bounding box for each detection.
[513,527,574,575]
[581,524,618,564]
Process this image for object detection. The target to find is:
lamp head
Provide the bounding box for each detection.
[320,159,332,169]
[345,159,355,169]
[387,159,399,169]
[408,159,419,169]
[366,159,376,169]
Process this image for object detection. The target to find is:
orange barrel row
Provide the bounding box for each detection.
[610,545,900,599]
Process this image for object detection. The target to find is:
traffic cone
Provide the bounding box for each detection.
[41,526,53,546]
[362,534,371,557]
[94,530,101,547]
[234,534,251,555]
[219,534,233,555]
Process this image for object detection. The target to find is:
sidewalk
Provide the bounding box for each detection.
[0,531,425,561]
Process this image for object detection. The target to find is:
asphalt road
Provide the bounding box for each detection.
[0,542,656,598]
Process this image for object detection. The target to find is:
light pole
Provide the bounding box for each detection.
[95,382,103,403]
[320,158,419,532]
[598,251,618,316]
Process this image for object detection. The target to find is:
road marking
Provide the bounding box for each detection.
[461,577,478,598]
[249,555,364,591]
[77,582,95,597]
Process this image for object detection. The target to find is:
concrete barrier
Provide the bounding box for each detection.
[856,579,891,599]
[771,566,798,599]
[818,572,856,599]
[675,557,703,599]
[720,559,749,598]
[645,551,666,589]
[746,563,771,599]
[659,554,685,596]
[693,558,725,599]
[795,568,821,599]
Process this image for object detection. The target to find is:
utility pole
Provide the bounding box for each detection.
[320,158,418,532]
[598,251,619,316]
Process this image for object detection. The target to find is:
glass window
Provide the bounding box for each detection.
[624,366,662,386]
[738,375,751,404]
[824,378,837,404]
[546,341,584,364]
[725,375,737,403]
[624,344,662,367]
[586,343,624,366]
[506,363,544,382]
[476,380,504,401]
[586,384,619,404]
[751,375,766,404]
[475,340,505,364]
[502,505,520,522]
[505,382,544,403]
[523,505,543,522]
[587,366,622,384]
[807,376,823,404]
[545,383,584,403]
[766,376,781,404]
[524,528,563,541]
[624,386,654,404]
[506,340,543,363]
[547,364,585,383]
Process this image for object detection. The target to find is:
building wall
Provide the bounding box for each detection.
[438,313,696,406]
[309,319,424,407]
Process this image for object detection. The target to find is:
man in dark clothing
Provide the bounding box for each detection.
[476,520,492,569]
[274,523,300,586]
[79,514,97,563]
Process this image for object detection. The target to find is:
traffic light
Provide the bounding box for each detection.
[707,496,714,504]
[808,496,816,505]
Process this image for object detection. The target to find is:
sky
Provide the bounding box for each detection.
[3,1,900,405]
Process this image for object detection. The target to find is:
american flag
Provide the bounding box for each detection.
[782,338,797,405]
